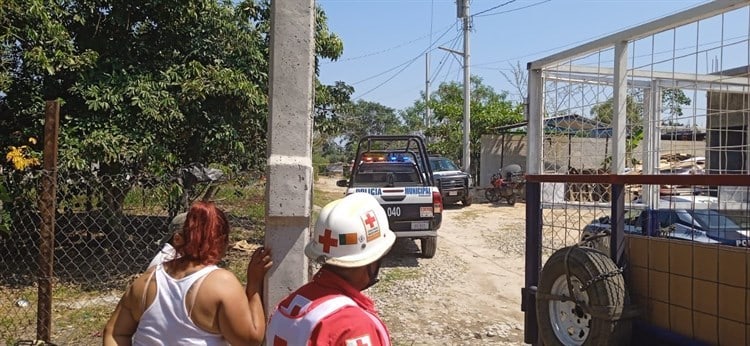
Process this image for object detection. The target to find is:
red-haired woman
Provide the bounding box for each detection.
[103,201,272,346]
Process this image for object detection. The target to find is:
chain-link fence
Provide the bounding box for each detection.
[0,168,266,345]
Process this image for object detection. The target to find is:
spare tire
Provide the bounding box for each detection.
[536,246,631,346]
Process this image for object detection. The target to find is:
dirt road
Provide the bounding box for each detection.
[315,177,527,345]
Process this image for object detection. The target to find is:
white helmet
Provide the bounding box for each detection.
[305,192,396,268]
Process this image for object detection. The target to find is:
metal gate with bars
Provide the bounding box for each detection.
[522,1,750,345]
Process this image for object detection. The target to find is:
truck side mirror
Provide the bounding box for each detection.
[336,179,348,187]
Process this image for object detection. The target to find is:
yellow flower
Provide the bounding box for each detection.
[28,137,37,145]
[5,145,39,171]
[5,146,19,162]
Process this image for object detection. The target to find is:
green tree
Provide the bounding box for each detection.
[590,88,691,132]
[420,76,524,175]
[1,0,344,217]
[312,80,354,172]
[590,88,691,168]
[589,94,644,132]
[338,100,406,158]
[397,93,433,139]
[662,88,692,118]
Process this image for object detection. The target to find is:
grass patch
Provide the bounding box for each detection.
[313,189,344,209]
[377,267,423,291]
[312,182,345,226]
[2,177,347,344]
[0,284,122,345]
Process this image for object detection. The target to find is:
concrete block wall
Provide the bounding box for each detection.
[479,134,707,191]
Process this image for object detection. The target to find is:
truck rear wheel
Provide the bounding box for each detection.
[420,236,437,258]
[536,246,631,346]
[462,193,473,206]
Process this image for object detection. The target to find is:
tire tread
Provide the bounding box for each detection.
[536,246,631,346]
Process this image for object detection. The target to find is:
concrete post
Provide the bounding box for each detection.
[461,0,471,174]
[612,41,628,175]
[265,0,315,314]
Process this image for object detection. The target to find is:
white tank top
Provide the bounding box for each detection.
[132,264,227,346]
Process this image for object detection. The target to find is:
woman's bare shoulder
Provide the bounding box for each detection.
[197,268,245,301]
[205,267,242,284]
[121,267,158,309]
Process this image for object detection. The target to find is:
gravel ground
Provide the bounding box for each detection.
[314,178,530,346]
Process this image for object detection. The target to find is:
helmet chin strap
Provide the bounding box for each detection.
[362,259,383,290]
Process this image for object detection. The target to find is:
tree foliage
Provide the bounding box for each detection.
[589,88,691,169]
[417,76,524,173]
[1,0,345,174]
[590,88,692,132]
[1,0,346,217]
[338,100,405,156]
[589,94,644,132]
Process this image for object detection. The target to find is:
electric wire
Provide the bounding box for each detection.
[354,31,461,100]
[473,0,551,18]
[441,50,458,84]
[323,22,455,64]
[430,0,435,48]
[472,0,708,68]
[439,31,464,85]
[430,33,462,82]
[471,0,517,18]
[353,22,460,100]
[351,21,457,86]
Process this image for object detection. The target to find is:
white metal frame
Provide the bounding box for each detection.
[526,0,750,179]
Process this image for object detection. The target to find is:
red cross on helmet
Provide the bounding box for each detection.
[305,192,396,267]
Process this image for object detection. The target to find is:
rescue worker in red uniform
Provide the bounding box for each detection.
[266,192,395,346]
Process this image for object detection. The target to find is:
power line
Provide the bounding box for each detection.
[472,0,707,68]
[474,0,552,17]
[323,37,427,64]
[354,25,460,100]
[354,33,461,101]
[438,31,464,85]
[351,58,417,85]
[430,33,462,82]
[323,22,455,65]
[430,0,435,46]
[471,0,517,17]
[441,49,458,84]
[474,0,551,18]
[350,21,458,85]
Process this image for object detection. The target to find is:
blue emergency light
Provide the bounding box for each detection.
[386,154,411,162]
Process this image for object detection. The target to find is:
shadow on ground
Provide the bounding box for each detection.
[380,238,424,268]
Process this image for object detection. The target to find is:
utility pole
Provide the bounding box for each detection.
[438,1,471,172]
[425,52,431,130]
[459,0,471,173]
[266,0,315,312]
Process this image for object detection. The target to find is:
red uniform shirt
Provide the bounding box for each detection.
[268,268,391,346]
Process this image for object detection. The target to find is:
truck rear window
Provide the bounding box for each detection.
[353,162,422,187]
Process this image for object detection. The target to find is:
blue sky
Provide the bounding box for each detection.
[317,0,709,111]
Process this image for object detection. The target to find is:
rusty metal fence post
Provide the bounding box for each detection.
[37,100,59,342]
[522,181,541,344]
[609,183,625,266]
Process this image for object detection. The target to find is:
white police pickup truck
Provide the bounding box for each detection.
[337,135,443,258]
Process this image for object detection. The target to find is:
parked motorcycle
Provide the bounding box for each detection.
[485,165,524,206]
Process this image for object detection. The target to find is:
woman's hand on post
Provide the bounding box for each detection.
[247,247,272,285]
